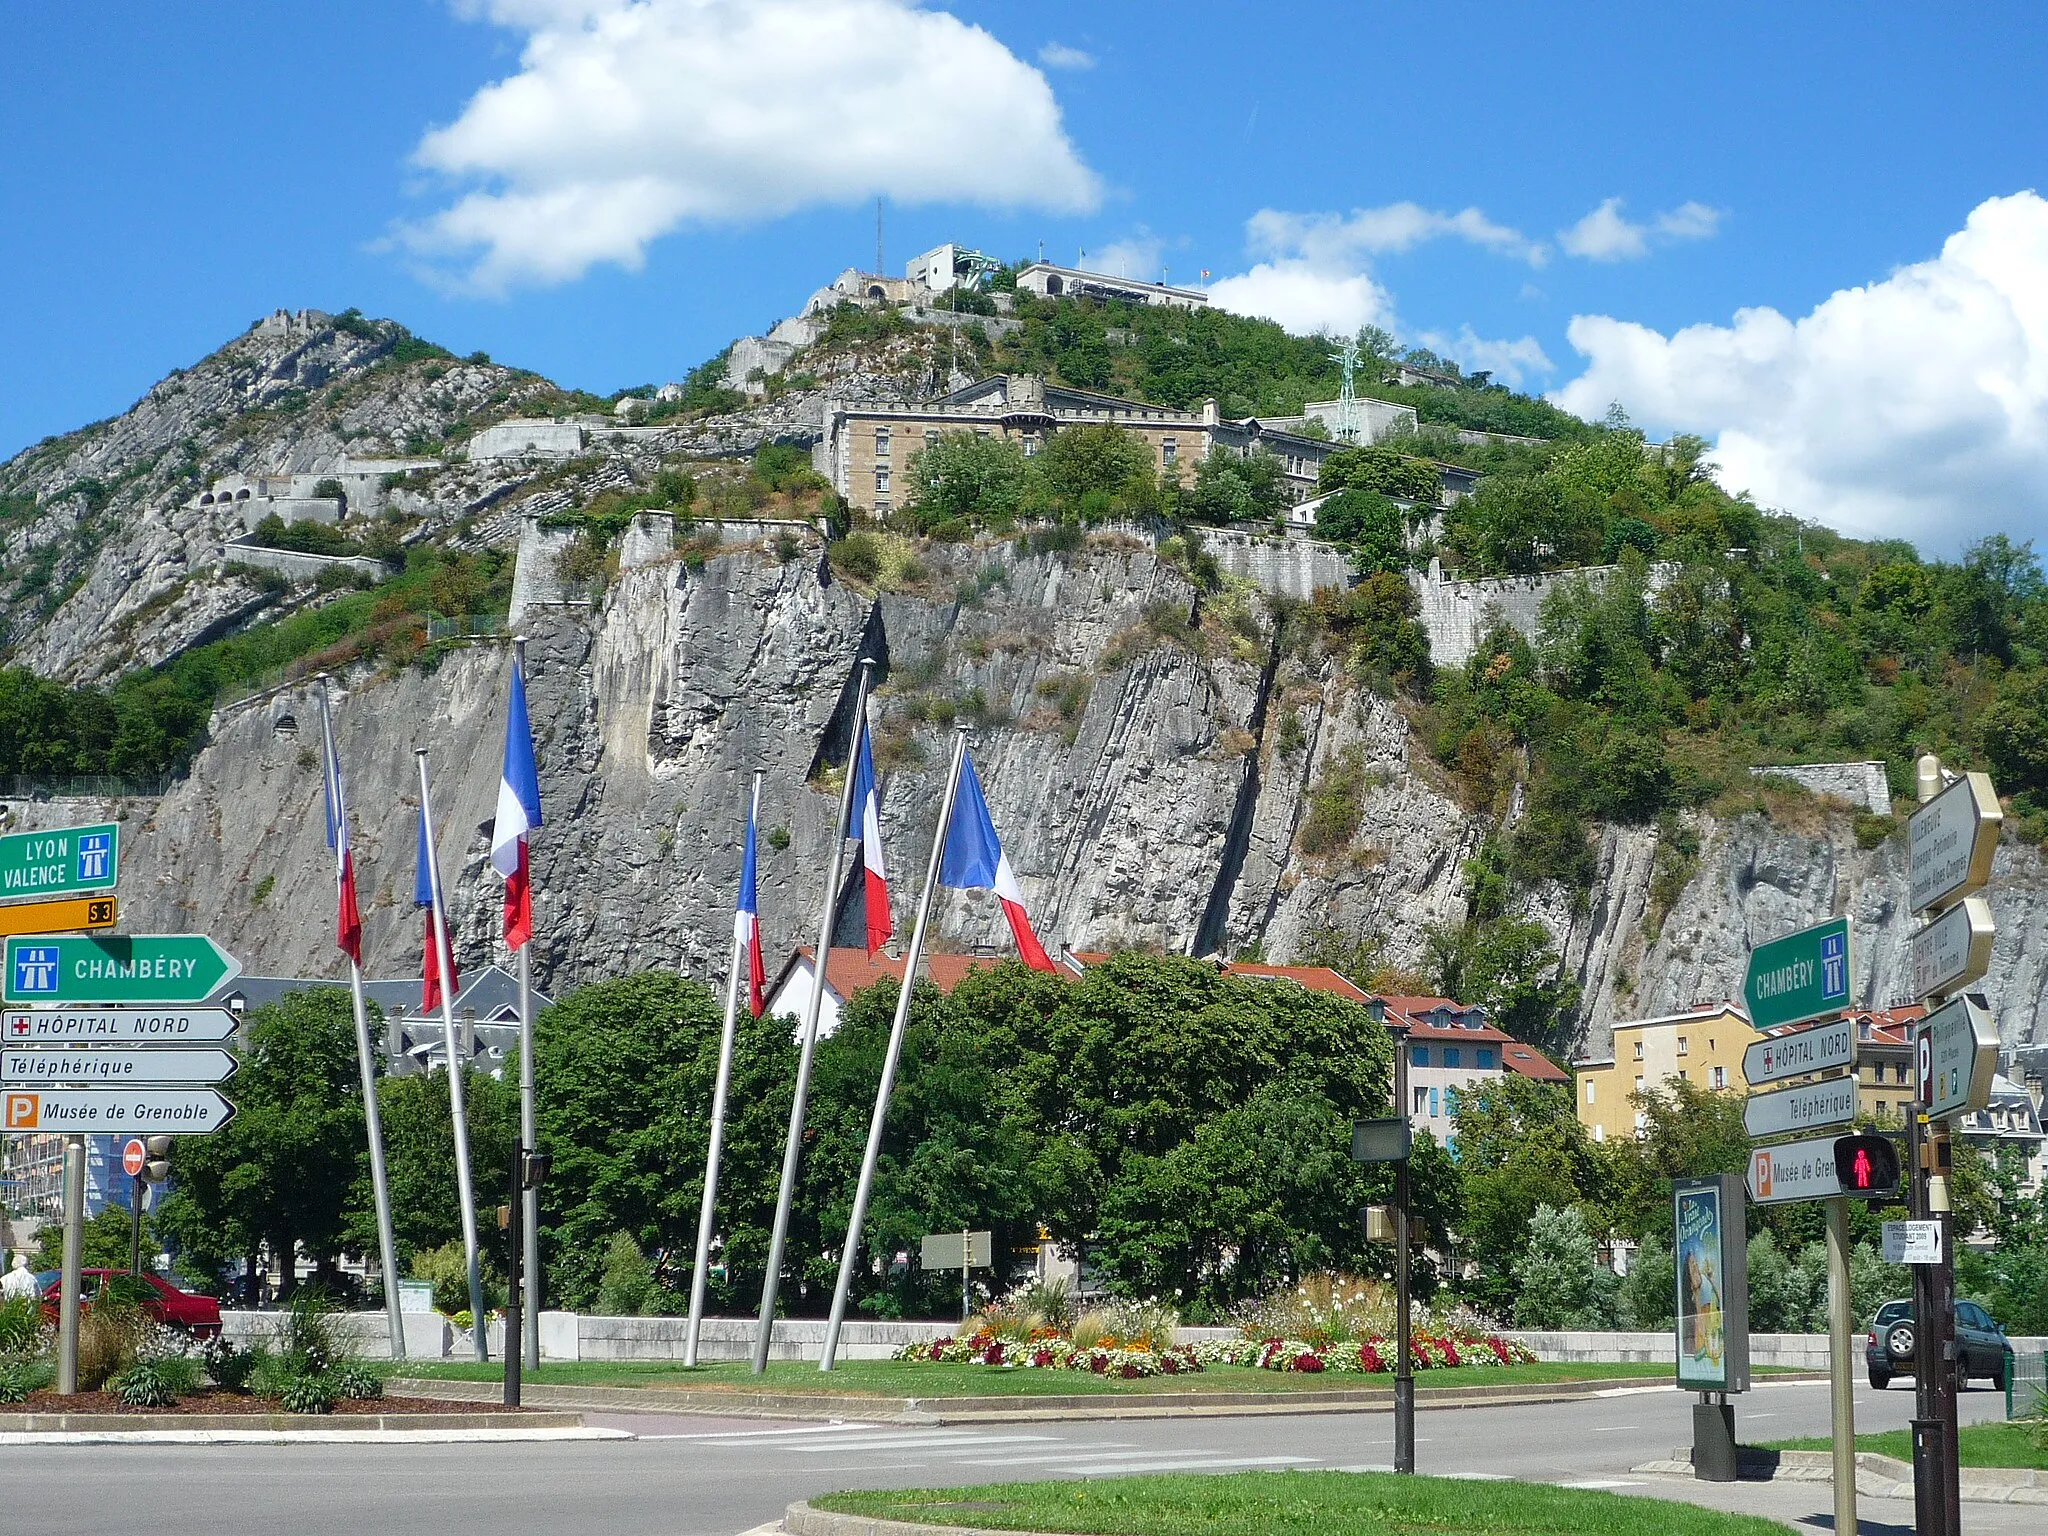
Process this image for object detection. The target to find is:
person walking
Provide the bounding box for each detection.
[1,1252,38,1300]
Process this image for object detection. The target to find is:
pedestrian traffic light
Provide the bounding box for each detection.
[1834,1134,1900,1199]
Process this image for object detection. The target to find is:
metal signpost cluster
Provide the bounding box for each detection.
[0,820,242,1395]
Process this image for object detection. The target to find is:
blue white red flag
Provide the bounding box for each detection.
[320,714,362,965]
[938,751,1054,972]
[850,722,891,956]
[416,806,459,1012]
[736,785,766,1017]
[491,657,543,950]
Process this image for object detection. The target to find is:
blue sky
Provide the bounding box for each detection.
[6,2,2048,551]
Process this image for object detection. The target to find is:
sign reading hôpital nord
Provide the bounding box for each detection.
[4,1006,240,1043]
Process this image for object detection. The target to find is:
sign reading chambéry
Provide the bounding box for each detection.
[1743,917,1852,1032]
[2,935,241,1006]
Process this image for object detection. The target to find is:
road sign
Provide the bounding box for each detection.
[0,896,117,938]
[1744,1074,1860,1138]
[1746,1136,1844,1204]
[1743,1017,1856,1089]
[3,1006,241,1044]
[1882,1220,1943,1265]
[1835,1134,1901,1198]
[921,1230,994,1269]
[1920,993,1999,1120]
[122,1138,146,1177]
[1909,771,2001,914]
[1,1047,237,1086]
[0,1086,236,1135]
[2,934,241,1005]
[1351,1117,1413,1162]
[1910,895,1995,1001]
[1743,917,1853,1031]
[0,822,118,899]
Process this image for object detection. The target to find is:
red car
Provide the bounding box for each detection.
[37,1269,223,1339]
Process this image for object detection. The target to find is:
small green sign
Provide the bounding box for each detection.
[3,934,241,1005]
[1743,916,1853,1031]
[0,822,118,899]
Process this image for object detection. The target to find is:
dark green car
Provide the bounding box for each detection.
[1867,1298,2013,1390]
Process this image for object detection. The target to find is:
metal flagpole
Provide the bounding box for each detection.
[820,725,969,1372]
[753,658,875,1373]
[689,771,760,1366]
[416,748,489,1361]
[320,678,405,1362]
[515,636,541,1373]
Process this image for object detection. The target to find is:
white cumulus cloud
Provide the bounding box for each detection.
[1038,41,1094,70]
[1206,202,1542,336]
[398,0,1101,293]
[1551,191,2048,553]
[1416,326,1555,390]
[1558,197,1723,261]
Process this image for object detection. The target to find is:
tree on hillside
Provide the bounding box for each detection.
[1317,446,1440,505]
[1033,423,1158,521]
[904,431,1034,532]
[1313,489,1407,575]
[1450,1076,1605,1313]
[1186,447,1289,525]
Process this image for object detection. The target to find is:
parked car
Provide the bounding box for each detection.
[35,1268,223,1339]
[1866,1297,2012,1390]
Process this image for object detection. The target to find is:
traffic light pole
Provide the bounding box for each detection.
[1824,1195,1856,1536]
[1392,1023,1413,1475]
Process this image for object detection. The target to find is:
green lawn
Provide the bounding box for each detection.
[391,1357,1686,1397]
[813,1471,1787,1536]
[1766,1420,2048,1470]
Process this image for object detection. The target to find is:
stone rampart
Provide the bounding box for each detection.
[219,539,391,584]
[1750,762,1893,815]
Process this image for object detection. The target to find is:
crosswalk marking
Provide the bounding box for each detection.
[785,1432,1059,1453]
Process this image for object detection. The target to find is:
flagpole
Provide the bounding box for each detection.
[753,657,875,1374]
[821,724,969,1372]
[514,636,541,1373]
[688,769,760,1367]
[320,678,406,1362]
[416,747,488,1362]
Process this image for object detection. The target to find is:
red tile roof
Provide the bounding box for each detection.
[1218,961,1374,1005]
[772,947,1009,1001]
[1501,1042,1569,1082]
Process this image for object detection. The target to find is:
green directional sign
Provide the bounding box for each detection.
[3,934,241,1005]
[1743,916,1853,1031]
[0,822,118,899]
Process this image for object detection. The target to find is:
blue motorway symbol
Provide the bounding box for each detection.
[76,833,112,883]
[13,946,59,995]
[1820,929,1848,1003]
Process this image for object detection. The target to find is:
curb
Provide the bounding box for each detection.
[393,1373,1783,1425]
[0,1426,627,1446]
[1631,1448,2048,1505]
[0,1410,584,1433]
[782,1502,1015,1536]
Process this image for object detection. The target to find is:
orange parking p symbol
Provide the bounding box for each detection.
[4,1092,39,1129]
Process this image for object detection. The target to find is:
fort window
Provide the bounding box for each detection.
[873,469,890,495]
[1676,1036,1688,1057]
[1632,1040,1644,1061]
[1046,274,1063,295]
[1162,437,1177,464]
[874,428,890,457]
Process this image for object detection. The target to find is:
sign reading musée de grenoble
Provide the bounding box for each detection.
[0,822,118,898]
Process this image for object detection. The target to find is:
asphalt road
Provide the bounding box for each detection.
[0,1377,2020,1536]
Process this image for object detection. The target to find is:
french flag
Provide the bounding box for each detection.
[320,716,362,966]
[736,783,766,1017]
[491,656,543,951]
[938,751,1054,972]
[850,721,891,956]
[416,808,459,1013]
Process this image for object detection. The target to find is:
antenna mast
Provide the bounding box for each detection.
[1330,337,1364,443]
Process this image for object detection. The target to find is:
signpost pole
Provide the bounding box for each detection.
[56,1135,82,1395]
[514,637,541,1376]
[755,659,874,1375]
[819,725,969,1374]
[130,1170,144,1279]
[1392,1020,1414,1476]
[504,1146,523,1409]
[1824,1195,1857,1536]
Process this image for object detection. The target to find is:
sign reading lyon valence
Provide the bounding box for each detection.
[1743,1017,1855,1090]
[1909,772,2001,914]
[2,935,240,1005]
[0,822,118,899]
[1744,1074,1860,1138]
[1743,917,1853,1031]
[1746,1136,1843,1205]
[1911,895,1995,1001]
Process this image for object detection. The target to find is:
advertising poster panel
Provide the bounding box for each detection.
[1674,1173,1750,1392]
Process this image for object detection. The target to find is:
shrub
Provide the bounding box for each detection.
[333,1364,384,1401]
[203,1335,257,1391]
[412,1239,502,1317]
[0,1293,44,1354]
[0,1358,53,1403]
[75,1290,154,1390]
[596,1232,658,1317]
[830,533,883,583]
[110,1354,200,1408]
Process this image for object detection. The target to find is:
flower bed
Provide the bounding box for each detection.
[1192,1331,1536,1374]
[895,1329,1205,1378]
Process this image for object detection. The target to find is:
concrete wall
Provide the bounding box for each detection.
[469,420,588,461]
[1750,762,1893,816]
[1193,528,1356,600]
[1503,1329,2048,1370]
[219,539,392,584]
[1409,559,1676,668]
[221,1308,451,1361]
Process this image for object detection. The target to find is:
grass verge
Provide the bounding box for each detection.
[813,1470,1789,1535]
[391,1358,1689,1397]
[1765,1419,2047,1470]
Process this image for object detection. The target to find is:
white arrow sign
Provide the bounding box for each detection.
[1743,1018,1856,1089]
[1911,896,1995,1002]
[3,1007,240,1044]
[1882,1220,1944,1265]
[1745,1074,1860,1138]
[1921,993,2000,1120]
[1,1086,236,1135]
[1747,1135,1843,1205]
[3,1047,237,1086]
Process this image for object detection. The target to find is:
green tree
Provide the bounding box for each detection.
[1512,1203,1618,1328]
[1621,1230,1676,1329]
[904,431,1033,532]
[372,1065,518,1280]
[1186,447,1289,524]
[1601,1078,1753,1240]
[1314,571,1432,693]
[1425,917,1579,1048]
[157,990,368,1298]
[1314,489,1407,574]
[1450,1077,1604,1310]
[1034,423,1156,520]
[1317,446,1441,504]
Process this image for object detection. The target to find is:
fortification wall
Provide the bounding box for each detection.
[1750,761,1893,815]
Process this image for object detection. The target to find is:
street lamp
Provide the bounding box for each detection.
[1352,1016,1414,1473]
[504,1148,551,1408]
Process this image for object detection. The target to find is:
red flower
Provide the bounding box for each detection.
[1360,1342,1384,1373]
[1120,1362,1142,1379]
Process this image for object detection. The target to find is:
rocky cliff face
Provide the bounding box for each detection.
[15,524,2044,1063]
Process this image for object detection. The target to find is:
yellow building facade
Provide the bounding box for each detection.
[1573,1002,1759,1142]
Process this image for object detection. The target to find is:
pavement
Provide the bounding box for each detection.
[0,1373,2023,1535]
